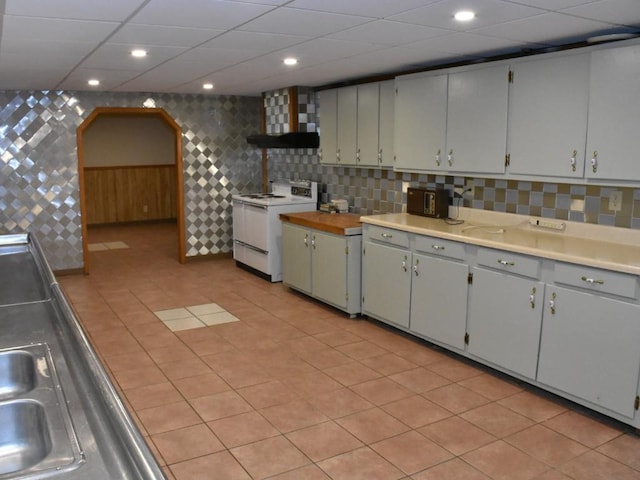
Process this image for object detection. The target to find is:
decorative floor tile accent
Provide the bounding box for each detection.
[154,303,238,331]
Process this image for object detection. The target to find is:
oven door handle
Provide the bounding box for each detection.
[235,240,268,255]
[245,203,268,210]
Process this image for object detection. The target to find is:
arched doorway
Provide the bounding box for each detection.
[77,107,186,273]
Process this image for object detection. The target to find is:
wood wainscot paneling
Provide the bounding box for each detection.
[84,165,177,224]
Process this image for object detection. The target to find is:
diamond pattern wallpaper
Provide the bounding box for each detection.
[0,90,262,270]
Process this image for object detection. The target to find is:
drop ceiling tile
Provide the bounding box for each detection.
[389,0,547,31]
[59,68,145,91]
[285,38,381,63]
[2,15,119,43]
[238,7,371,36]
[471,11,616,44]
[4,0,145,21]
[110,24,225,48]
[504,0,608,10]
[130,0,275,29]
[82,43,189,70]
[201,31,310,53]
[328,19,451,46]
[288,0,439,18]
[562,0,640,26]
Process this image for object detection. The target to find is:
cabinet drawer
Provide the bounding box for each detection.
[476,248,541,279]
[414,235,465,260]
[554,263,638,300]
[364,225,409,248]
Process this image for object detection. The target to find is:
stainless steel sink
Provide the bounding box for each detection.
[0,350,36,401]
[0,400,52,475]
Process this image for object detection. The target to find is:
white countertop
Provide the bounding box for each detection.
[360,208,640,275]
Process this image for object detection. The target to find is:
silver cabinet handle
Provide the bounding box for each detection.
[356,148,361,163]
[529,287,536,309]
[304,233,308,247]
[318,148,323,161]
[381,233,393,239]
[447,149,454,167]
[435,149,441,166]
[431,245,445,250]
[402,255,407,272]
[312,235,316,249]
[497,259,515,266]
[549,292,556,314]
[336,149,340,162]
[413,259,419,276]
[570,149,577,172]
[591,151,598,173]
[581,276,604,285]
[378,149,382,161]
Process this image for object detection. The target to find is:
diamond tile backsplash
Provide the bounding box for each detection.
[0,90,262,270]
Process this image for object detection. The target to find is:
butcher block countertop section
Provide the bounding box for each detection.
[279,211,362,236]
[361,207,640,275]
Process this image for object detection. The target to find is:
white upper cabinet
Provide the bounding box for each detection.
[394,73,447,171]
[356,82,382,167]
[586,44,640,181]
[445,64,509,174]
[378,80,395,168]
[337,86,358,165]
[318,89,337,164]
[507,54,590,178]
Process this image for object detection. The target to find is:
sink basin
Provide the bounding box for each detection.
[0,351,36,401]
[0,400,52,475]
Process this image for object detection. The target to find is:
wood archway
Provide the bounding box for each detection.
[77,107,186,273]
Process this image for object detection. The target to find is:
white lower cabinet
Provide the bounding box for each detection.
[467,267,544,379]
[282,222,361,315]
[362,240,412,328]
[538,284,640,419]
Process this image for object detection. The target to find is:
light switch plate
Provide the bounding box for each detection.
[609,191,622,212]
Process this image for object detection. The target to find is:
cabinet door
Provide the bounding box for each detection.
[319,89,337,164]
[394,74,447,171]
[410,254,468,350]
[467,268,543,379]
[538,285,640,418]
[446,65,509,174]
[282,223,311,294]
[378,80,395,168]
[586,44,640,180]
[312,231,348,308]
[337,86,358,165]
[356,83,380,167]
[508,54,589,178]
[362,241,411,328]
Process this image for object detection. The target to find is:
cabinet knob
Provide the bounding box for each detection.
[431,244,445,250]
[413,259,419,276]
[381,233,393,239]
[497,259,515,266]
[447,149,454,167]
[312,235,316,249]
[402,255,407,272]
[591,151,598,173]
[549,292,557,314]
[570,150,577,172]
[435,149,441,166]
[529,287,536,309]
[378,149,382,161]
[356,148,360,163]
[304,233,308,247]
[318,148,322,160]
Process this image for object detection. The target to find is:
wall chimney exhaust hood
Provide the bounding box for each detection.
[246,132,319,149]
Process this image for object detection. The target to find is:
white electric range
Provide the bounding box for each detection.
[232,180,318,282]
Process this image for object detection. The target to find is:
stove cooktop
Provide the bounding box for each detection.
[241,193,287,199]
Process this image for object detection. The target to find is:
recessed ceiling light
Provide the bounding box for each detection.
[131,49,147,58]
[87,79,100,86]
[283,57,298,66]
[454,10,475,22]
[203,83,214,90]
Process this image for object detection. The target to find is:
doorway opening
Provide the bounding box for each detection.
[77,107,185,274]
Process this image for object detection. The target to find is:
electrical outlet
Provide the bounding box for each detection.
[609,191,622,212]
[465,179,475,197]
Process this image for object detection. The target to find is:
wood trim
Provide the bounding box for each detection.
[76,107,187,271]
[84,164,175,171]
[288,86,299,132]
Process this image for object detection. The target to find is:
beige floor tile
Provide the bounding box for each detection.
[163,317,206,332]
[286,421,363,462]
[371,430,453,475]
[208,411,280,448]
[336,407,411,444]
[151,424,224,464]
[317,446,403,480]
[230,436,311,479]
[154,308,194,321]
[186,303,225,316]
[462,440,549,480]
[199,311,240,326]
[170,451,250,480]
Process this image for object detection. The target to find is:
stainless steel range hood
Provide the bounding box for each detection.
[246,132,319,149]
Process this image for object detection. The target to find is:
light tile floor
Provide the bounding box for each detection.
[154,303,239,331]
[59,222,640,480]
